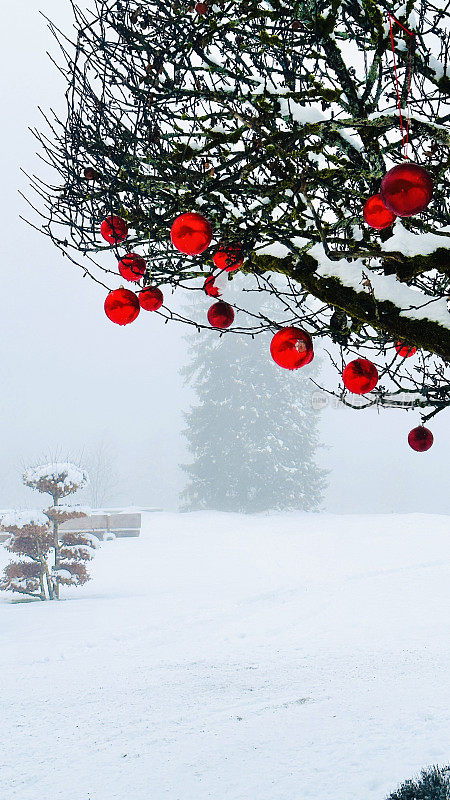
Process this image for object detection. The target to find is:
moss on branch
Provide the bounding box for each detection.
[250,252,450,362]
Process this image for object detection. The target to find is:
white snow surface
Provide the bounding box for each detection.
[0,511,449,800]
[381,222,450,257]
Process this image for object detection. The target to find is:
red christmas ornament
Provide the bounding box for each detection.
[342,358,378,394]
[380,163,433,217]
[170,212,212,255]
[100,215,128,244]
[408,426,434,452]
[118,253,146,283]
[213,243,244,272]
[84,167,101,180]
[195,2,208,14]
[270,327,314,370]
[207,301,234,329]
[104,288,140,325]
[363,194,396,230]
[204,274,221,298]
[139,286,163,311]
[395,341,417,358]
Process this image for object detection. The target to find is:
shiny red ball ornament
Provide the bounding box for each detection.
[342,358,378,394]
[270,327,314,370]
[207,301,234,329]
[195,2,208,13]
[170,212,212,255]
[395,341,417,358]
[408,426,434,452]
[84,167,101,180]
[212,243,244,272]
[363,194,396,230]
[139,286,163,311]
[204,274,221,298]
[100,215,128,244]
[118,253,146,283]
[380,163,433,217]
[104,288,140,325]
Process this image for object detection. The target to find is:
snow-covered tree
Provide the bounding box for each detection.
[0,462,97,601]
[0,511,54,600]
[181,281,327,512]
[30,0,450,428]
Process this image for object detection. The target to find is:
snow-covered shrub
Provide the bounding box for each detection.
[386,766,450,800]
[23,462,89,499]
[0,511,54,600]
[0,462,96,601]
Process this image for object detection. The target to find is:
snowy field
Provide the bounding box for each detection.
[0,511,449,800]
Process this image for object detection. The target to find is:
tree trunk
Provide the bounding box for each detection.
[52,493,60,600]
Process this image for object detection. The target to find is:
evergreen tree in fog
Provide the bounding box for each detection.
[180,280,327,513]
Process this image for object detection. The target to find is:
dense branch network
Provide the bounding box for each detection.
[26,0,450,420]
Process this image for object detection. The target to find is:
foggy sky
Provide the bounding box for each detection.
[1,1,448,514]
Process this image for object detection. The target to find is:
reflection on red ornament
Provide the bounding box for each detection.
[204,274,221,298]
[213,243,244,272]
[207,301,234,328]
[395,341,417,358]
[100,215,128,244]
[363,194,396,230]
[270,327,314,370]
[139,286,163,311]
[380,163,433,217]
[118,253,146,282]
[195,2,208,14]
[408,426,434,452]
[342,358,378,394]
[104,288,140,325]
[170,212,212,255]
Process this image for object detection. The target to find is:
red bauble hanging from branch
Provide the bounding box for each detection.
[118,253,146,282]
[343,358,378,394]
[170,212,213,255]
[408,426,434,452]
[363,194,396,230]
[207,301,234,329]
[270,327,314,370]
[395,342,417,358]
[100,215,128,244]
[380,163,433,217]
[104,288,140,325]
[204,274,221,298]
[212,243,244,272]
[84,167,101,181]
[139,286,164,311]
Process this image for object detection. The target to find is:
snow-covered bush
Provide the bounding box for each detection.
[386,766,450,800]
[0,462,96,601]
[23,462,89,499]
[0,511,53,600]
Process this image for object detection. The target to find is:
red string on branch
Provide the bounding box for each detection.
[388,13,415,160]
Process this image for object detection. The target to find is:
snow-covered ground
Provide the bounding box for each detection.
[0,511,449,800]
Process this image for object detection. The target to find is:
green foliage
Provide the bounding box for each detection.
[386,766,450,800]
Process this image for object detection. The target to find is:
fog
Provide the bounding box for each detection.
[1,0,448,514]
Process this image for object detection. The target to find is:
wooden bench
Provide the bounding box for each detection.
[59,512,142,541]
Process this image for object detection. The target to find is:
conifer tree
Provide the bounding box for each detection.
[181,281,327,512]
